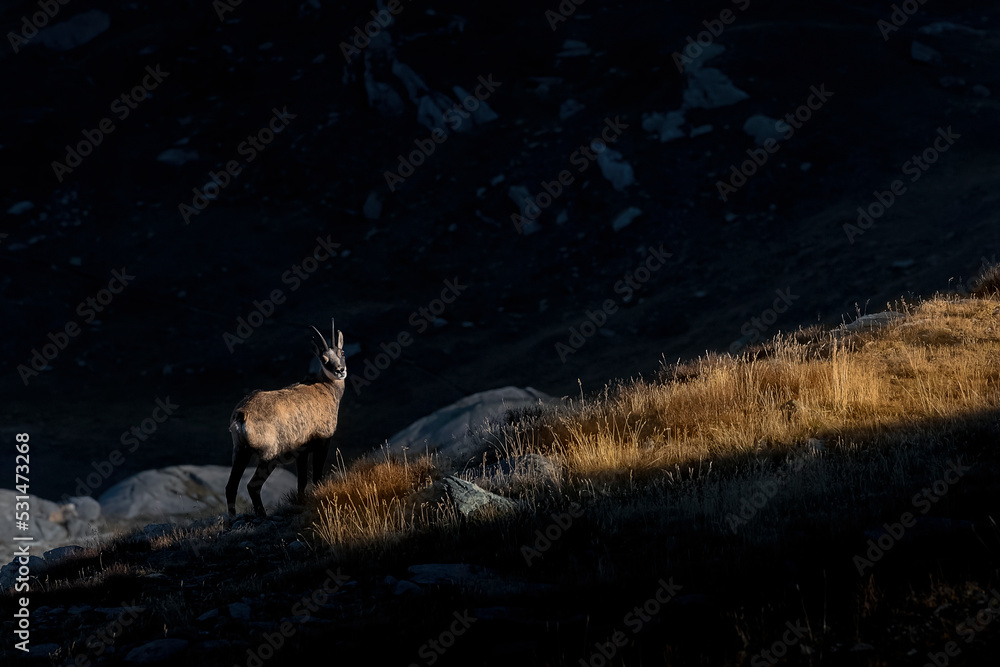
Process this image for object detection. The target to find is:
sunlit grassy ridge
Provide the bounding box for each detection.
[309,278,1000,561]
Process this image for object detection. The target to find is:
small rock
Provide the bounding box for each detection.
[197,608,220,622]
[229,602,251,620]
[642,110,686,143]
[393,579,422,595]
[557,40,591,57]
[362,192,382,220]
[43,545,87,563]
[911,41,942,64]
[432,476,516,517]
[892,259,915,269]
[594,143,635,191]
[125,638,188,664]
[743,115,784,145]
[972,84,991,98]
[288,540,307,555]
[156,148,199,166]
[37,9,111,51]
[7,201,34,215]
[559,99,585,120]
[68,604,93,615]
[611,207,642,232]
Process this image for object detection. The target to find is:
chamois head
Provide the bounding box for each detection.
[310,319,347,382]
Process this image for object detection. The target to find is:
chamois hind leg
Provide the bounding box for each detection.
[295,448,310,504]
[226,441,253,517]
[247,458,277,518]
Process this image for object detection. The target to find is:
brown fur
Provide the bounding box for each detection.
[232,381,345,460]
[226,325,347,517]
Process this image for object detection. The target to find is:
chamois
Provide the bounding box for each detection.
[226,320,347,518]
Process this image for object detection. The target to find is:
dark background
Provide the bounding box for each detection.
[2,0,998,499]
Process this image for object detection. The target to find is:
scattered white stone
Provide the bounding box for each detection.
[684,66,750,109]
[453,85,498,125]
[918,22,984,35]
[800,162,812,172]
[365,63,405,117]
[612,207,643,232]
[156,149,199,166]
[911,41,942,64]
[37,10,110,51]
[228,602,251,620]
[557,40,591,57]
[392,59,429,104]
[642,110,686,142]
[594,143,635,191]
[689,124,713,138]
[125,639,188,665]
[559,98,585,120]
[972,84,991,98]
[7,201,34,215]
[363,191,382,220]
[416,92,455,132]
[743,115,784,145]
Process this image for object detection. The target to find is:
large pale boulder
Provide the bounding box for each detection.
[387,386,550,461]
[99,465,296,520]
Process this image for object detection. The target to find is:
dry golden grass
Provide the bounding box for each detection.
[308,449,450,554]
[307,289,1000,555]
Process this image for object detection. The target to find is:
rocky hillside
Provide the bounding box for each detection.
[2,1,1000,504]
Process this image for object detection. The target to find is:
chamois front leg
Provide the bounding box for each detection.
[295,449,309,504]
[312,439,330,486]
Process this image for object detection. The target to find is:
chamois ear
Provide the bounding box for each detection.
[336,330,344,350]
